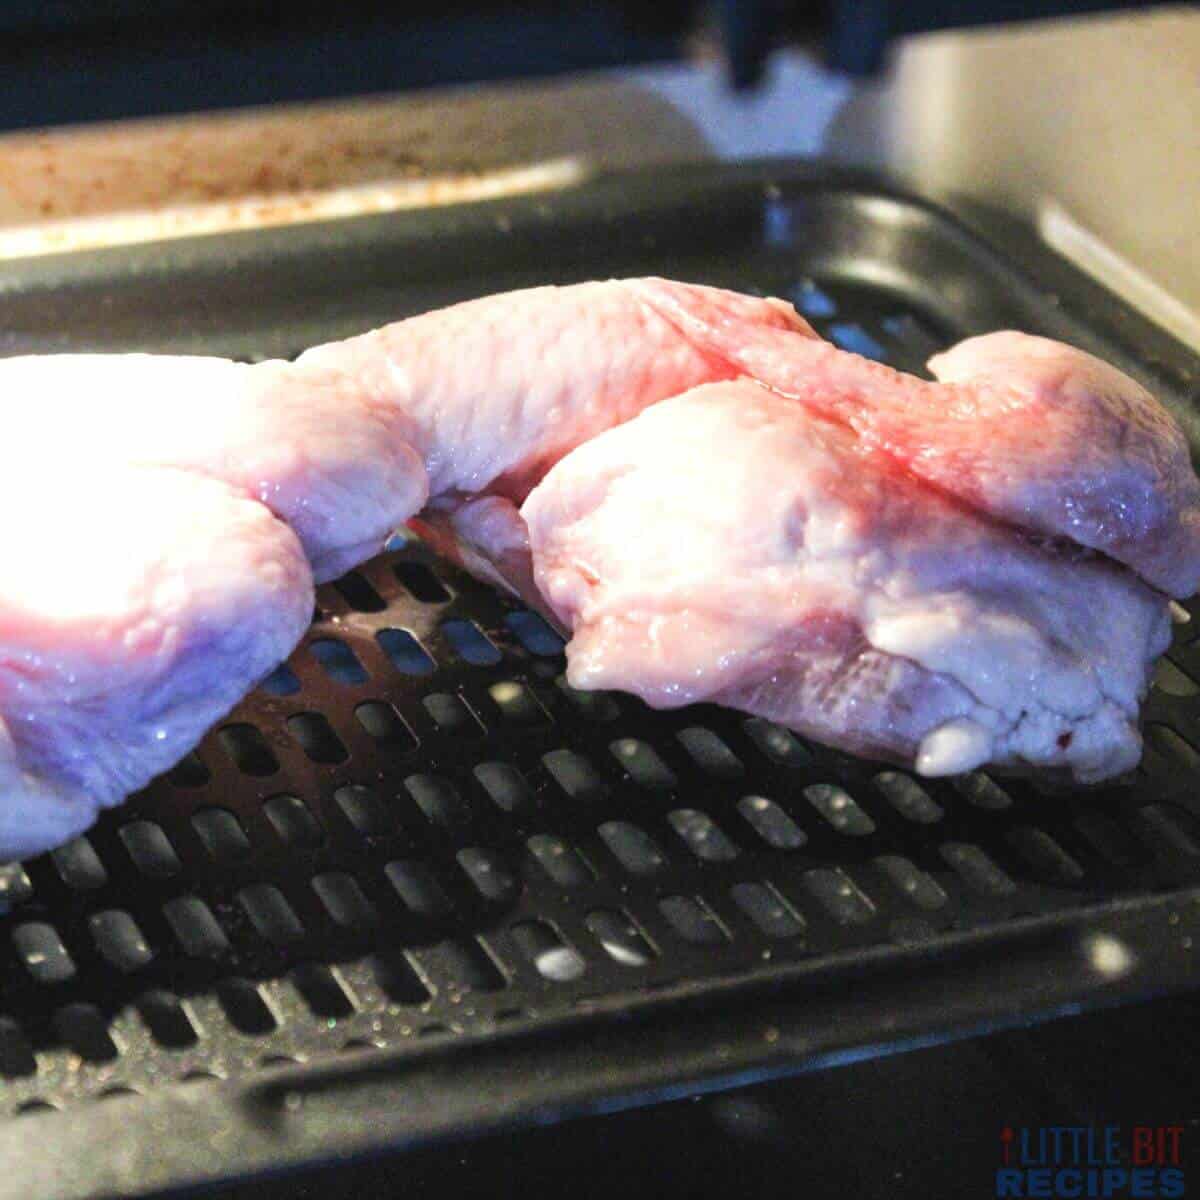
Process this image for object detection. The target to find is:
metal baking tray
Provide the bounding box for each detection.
[0,161,1198,1200]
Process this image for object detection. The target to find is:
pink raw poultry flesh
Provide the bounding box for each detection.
[521,382,1172,782]
[631,279,1200,596]
[0,280,800,857]
[0,277,1196,858]
[0,465,312,857]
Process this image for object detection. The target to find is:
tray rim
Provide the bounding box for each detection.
[3,887,1198,1200]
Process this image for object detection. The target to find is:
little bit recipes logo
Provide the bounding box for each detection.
[997,1125,1185,1197]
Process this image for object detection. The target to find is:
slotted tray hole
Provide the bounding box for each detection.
[191,808,252,863]
[0,1020,36,1077]
[51,837,108,891]
[312,873,379,930]
[744,719,811,767]
[384,529,419,554]
[598,821,667,876]
[952,773,1013,812]
[805,785,877,836]
[442,619,502,666]
[659,895,730,946]
[789,280,837,319]
[511,921,586,982]
[287,713,349,764]
[13,922,75,984]
[802,869,877,926]
[1005,827,1086,885]
[218,723,280,777]
[369,950,430,1005]
[259,663,301,697]
[474,762,534,814]
[611,739,677,790]
[527,835,595,887]
[422,940,506,993]
[668,809,739,863]
[737,796,807,850]
[503,611,564,657]
[730,882,805,939]
[554,676,620,722]
[457,848,519,904]
[52,1005,119,1063]
[1072,812,1151,868]
[873,773,944,824]
[376,628,436,676]
[676,727,744,779]
[334,784,399,838]
[1145,724,1200,772]
[880,312,945,361]
[309,638,369,687]
[874,856,948,911]
[216,981,277,1036]
[940,843,1018,896]
[0,864,33,908]
[543,750,607,802]
[827,322,886,360]
[394,562,450,603]
[238,884,306,946]
[1155,658,1199,697]
[332,570,386,612]
[423,693,484,737]
[586,910,656,967]
[488,681,548,726]
[354,701,417,752]
[136,991,198,1049]
[263,794,324,849]
[1135,804,1200,858]
[406,775,473,831]
[88,910,155,972]
[119,820,182,880]
[386,861,454,917]
[162,896,230,959]
[291,964,355,1019]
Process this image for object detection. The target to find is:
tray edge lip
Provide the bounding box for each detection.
[3,883,1199,1200]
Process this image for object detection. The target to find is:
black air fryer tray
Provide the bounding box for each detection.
[1,162,1199,1199]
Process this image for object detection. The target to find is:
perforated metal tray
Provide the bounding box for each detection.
[1,162,1199,1200]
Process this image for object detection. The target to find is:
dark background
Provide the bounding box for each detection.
[0,0,1158,131]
